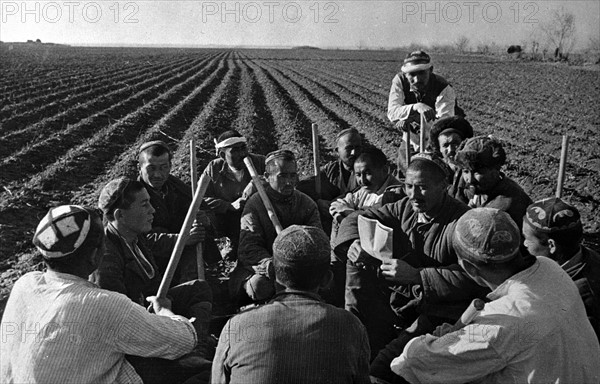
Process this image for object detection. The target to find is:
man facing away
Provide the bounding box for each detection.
[522,197,600,339]
[202,130,266,260]
[392,208,600,384]
[0,206,197,384]
[229,149,322,305]
[387,51,461,173]
[212,225,371,384]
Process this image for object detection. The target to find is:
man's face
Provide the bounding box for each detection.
[522,221,550,257]
[354,159,387,193]
[404,168,446,215]
[118,188,155,235]
[336,134,362,168]
[221,143,248,170]
[405,68,432,93]
[139,152,171,190]
[438,132,463,164]
[462,167,500,195]
[266,159,298,197]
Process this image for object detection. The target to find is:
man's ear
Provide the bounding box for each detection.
[319,269,334,290]
[113,208,124,221]
[548,238,557,255]
[460,258,479,279]
[218,151,226,160]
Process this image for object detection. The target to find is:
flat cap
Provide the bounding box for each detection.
[453,208,520,264]
[98,177,131,215]
[524,197,581,234]
[273,225,330,267]
[33,205,92,259]
[455,135,506,171]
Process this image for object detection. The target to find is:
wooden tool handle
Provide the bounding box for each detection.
[312,124,321,198]
[243,156,284,234]
[157,173,210,298]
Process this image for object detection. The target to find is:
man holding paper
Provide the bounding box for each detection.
[333,153,486,366]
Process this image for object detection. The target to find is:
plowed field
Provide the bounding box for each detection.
[1,45,599,308]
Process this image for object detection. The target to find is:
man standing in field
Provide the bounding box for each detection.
[229,150,322,305]
[202,130,266,261]
[333,153,485,362]
[137,140,220,281]
[388,51,461,173]
[212,225,371,384]
[93,177,213,383]
[1,205,199,384]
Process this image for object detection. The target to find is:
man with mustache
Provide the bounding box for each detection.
[229,150,322,305]
[387,51,463,174]
[454,135,532,229]
[333,153,485,366]
[138,140,220,282]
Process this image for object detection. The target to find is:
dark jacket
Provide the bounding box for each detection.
[566,246,600,341]
[212,290,371,384]
[92,224,176,306]
[334,195,487,320]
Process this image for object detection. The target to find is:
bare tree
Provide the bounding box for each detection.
[455,36,470,53]
[540,7,576,60]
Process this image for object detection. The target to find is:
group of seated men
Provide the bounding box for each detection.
[1,50,599,384]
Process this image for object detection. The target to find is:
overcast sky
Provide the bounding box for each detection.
[1,1,598,50]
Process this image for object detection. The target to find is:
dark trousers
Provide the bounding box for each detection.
[345,261,403,361]
[127,280,212,384]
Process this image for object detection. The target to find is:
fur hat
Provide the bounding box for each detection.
[429,116,474,152]
[455,135,506,170]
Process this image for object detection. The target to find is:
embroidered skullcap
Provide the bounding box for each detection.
[524,197,582,234]
[454,208,521,264]
[139,140,171,155]
[336,128,361,142]
[401,51,433,73]
[265,149,295,165]
[273,225,330,267]
[214,130,247,154]
[430,116,474,152]
[33,205,92,259]
[98,177,132,215]
[409,151,452,180]
[455,135,506,171]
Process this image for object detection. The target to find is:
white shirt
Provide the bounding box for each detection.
[0,271,197,384]
[391,257,600,384]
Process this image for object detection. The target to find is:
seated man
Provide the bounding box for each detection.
[454,135,532,228]
[138,140,220,281]
[523,197,600,339]
[1,206,198,384]
[330,146,403,228]
[326,147,403,307]
[428,115,474,201]
[212,225,371,384]
[230,149,322,304]
[333,153,485,362]
[392,208,600,384]
[93,177,213,383]
[297,127,363,235]
[203,130,266,260]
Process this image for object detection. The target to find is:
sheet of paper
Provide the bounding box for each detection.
[358,215,393,261]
